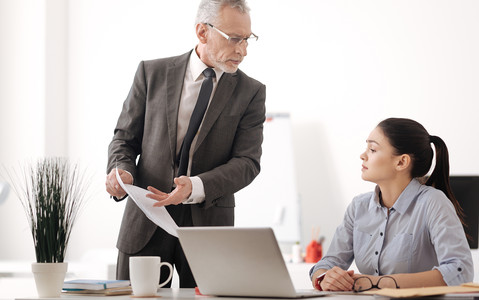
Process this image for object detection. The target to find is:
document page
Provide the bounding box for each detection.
[115,168,179,237]
[363,285,479,298]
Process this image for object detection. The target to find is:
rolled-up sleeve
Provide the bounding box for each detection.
[428,191,474,285]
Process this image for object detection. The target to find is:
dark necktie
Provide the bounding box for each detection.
[177,68,216,176]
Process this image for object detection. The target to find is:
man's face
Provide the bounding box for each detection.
[204,6,252,73]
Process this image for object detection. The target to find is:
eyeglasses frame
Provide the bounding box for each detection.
[353,276,400,293]
[204,23,258,45]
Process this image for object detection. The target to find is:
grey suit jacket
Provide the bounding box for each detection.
[107,50,266,254]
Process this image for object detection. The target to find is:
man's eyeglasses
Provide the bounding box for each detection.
[205,23,258,46]
[353,276,400,292]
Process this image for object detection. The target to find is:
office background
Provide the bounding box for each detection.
[1,0,478,268]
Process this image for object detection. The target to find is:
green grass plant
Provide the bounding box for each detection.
[7,158,89,263]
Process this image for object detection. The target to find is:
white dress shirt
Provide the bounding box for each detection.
[178,48,224,204]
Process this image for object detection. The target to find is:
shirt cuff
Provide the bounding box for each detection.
[182,176,205,204]
[434,263,468,286]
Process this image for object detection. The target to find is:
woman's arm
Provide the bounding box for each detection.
[352,269,446,290]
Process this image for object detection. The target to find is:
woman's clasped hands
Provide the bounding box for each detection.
[317,266,355,291]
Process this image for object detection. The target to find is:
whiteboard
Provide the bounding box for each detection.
[234,113,301,242]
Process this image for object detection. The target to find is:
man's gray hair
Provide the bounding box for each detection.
[195,0,250,25]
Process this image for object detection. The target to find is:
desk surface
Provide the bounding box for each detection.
[2,276,478,300]
[12,288,377,300]
[7,288,479,300]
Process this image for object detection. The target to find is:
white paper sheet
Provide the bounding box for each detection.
[115,168,179,237]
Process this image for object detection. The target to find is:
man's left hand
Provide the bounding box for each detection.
[147,176,193,207]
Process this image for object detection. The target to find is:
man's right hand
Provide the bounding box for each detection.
[105,168,133,198]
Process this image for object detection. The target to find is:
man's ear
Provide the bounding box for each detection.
[396,154,411,172]
[196,23,208,44]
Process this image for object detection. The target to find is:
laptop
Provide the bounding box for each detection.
[177,227,328,298]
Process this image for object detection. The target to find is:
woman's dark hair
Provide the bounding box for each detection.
[377,118,466,227]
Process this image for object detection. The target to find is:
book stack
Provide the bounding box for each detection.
[62,279,132,296]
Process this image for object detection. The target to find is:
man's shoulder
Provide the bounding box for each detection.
[141,50,192,69]
[233,68,264,88]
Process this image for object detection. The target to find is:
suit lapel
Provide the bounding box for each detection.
[194,72,237,151]
[166,51,191,163]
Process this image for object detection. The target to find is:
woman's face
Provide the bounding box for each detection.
[360,126,401,184]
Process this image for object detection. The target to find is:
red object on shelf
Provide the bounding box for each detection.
[304,240,323,263]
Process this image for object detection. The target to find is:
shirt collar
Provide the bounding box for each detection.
[392,178,422,214]
[369,185,382,211]
[189,47,224,82]
[368,178,422,214]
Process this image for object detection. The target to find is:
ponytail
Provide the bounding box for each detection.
[426,135,467,227]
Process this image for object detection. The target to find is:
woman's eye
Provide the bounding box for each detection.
[369,148,376,153]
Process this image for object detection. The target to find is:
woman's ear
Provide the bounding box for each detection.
[396,154,411,172]
[196,23,208,44]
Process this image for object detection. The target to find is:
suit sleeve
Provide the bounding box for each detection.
[107,61,147,183]
[199,82,266,209]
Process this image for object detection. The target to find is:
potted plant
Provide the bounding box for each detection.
[6,157,90,297]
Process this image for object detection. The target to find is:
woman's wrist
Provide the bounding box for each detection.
[313,272,327,291]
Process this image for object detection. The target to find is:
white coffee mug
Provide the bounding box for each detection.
[129,256,173,296]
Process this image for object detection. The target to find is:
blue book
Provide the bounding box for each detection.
[63,279,130,290]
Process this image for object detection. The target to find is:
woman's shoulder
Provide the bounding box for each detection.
[350,191,375,209]
[414,181,454,210]
[353,191,375,202]
[416,182,448,201]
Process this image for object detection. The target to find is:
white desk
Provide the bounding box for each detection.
[12,288,373,300]
[3,283,479,300]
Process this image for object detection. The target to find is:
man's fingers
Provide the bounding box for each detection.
[105,178,126,198]
[146,192,169,201]
[147,186,168,195]
[152,200,169,207]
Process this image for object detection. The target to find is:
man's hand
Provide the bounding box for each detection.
[105,168,133,198]
[148,176,193,207]
[318,266,355,291]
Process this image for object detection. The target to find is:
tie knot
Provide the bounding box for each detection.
[203,68,215,79]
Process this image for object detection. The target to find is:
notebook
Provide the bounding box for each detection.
[177,227,328,298]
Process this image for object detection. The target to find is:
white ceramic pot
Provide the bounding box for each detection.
[31,262,68,298]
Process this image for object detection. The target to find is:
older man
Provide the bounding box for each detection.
[105,0,265,287]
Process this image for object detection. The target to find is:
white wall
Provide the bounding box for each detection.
[1,0,478,266]
[0,0,46,261]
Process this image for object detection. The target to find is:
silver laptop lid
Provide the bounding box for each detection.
[177,227,298,298]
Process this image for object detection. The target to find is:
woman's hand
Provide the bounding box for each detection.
[318,266,355,291]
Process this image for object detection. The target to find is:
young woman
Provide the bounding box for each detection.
[310,118,473,291]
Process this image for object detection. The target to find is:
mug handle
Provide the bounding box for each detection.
[158,262,173,288]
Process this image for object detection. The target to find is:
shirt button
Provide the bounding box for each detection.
[375,269,378,274]
[380,232,383,236]
[375,251,378,255]
[458,268,462,272]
